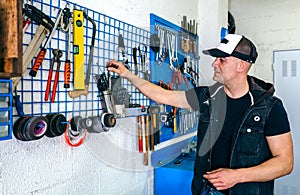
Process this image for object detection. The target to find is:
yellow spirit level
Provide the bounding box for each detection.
[73,9,85,90]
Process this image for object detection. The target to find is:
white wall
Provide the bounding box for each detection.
[229,0,300,82]
[198,0,228,85]
[230,1,300,194]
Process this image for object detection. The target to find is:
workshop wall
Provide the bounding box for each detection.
[229,0,300,82]
[0,0,225,195]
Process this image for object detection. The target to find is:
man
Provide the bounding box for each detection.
[106,34,294,195]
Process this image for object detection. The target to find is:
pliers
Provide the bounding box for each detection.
[45,49,63,102]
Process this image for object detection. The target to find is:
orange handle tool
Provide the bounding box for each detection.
[44,64,53,101]
[29,48,46,77]
[64,59,71,88]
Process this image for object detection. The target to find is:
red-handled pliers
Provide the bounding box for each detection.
[45,49,63,102]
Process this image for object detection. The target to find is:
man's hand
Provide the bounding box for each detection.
[203,168,240,191]
[106,60,130,77]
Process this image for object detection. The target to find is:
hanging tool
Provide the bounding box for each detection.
[93,73,117,132]
[143,115,150,166]
[72,9,85,90]
[137,115,143,153]
[64,26,71,88]
[68,11,97,97]
[12,4,55,89]
[22,4,54,32]
[13,90,24,116]
[166,30,178,70]
[138,43,150,80]
[155,25,168,64]
[114,33,130,69]
[22,15,31,34]
[29,8,64,77]
[12,25,49,90]
[60,6,72,88]
[45,49,63,102]
[132,47,138,75]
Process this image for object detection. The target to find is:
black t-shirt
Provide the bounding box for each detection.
[211,93,290,170]
[185,88,291,170]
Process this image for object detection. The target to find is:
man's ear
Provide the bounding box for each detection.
[237,61,249,73]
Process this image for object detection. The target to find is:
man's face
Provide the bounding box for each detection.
[211,56,240,84]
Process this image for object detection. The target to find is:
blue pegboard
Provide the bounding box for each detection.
[18,0,150,122]
[149,14,198,143]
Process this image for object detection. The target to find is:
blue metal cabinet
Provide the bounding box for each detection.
[154,152,195,195]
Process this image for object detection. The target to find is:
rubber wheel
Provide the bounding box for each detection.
[102,113,116,128]
[13,116,31,141]
[52,114,67,136]
[24,116,48,140]
[45,113,56,137]
[46,114,67,137]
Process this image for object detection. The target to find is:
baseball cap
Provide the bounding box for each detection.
[202,34,258,63]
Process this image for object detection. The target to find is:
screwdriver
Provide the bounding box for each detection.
[29,9,63,77]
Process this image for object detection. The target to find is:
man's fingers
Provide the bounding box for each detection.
[106,60,119,69]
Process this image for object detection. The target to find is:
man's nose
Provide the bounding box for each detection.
[212,58,220,67]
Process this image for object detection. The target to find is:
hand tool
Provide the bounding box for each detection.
[44,49,63,102]
[138,43,150,80]
[68,11,96,97]
[64,27,71,88]
[166,30,178,70]
[59,7,72,33]
[93,73,117,132]
[72,9,85,90]
[113,34,130,69]
[137,115,143,153]
[18,25,49,83]
[60,6,72,88]
[12,4,54,89]
[143,115,149,166]
[22,4,54,32]
[148,105,163,148]
[156,25,168,64]
[22,16,31,34]
[29,8,63,77]
[132,47,138,75]
[13,90,24,116]
[172,107,178,133]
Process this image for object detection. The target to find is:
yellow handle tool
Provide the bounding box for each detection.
[73,9,85,90]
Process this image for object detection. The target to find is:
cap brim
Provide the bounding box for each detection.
[202,48,230,58]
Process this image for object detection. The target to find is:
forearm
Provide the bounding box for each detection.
[121,70,191,108]
[238,156,293,183]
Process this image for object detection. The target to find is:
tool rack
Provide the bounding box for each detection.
[18,0,150,120]
[4,0,200,168]
[149,14,199,166]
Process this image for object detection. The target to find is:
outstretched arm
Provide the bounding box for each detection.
[106,60,191,109]
[203,132,294,190]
